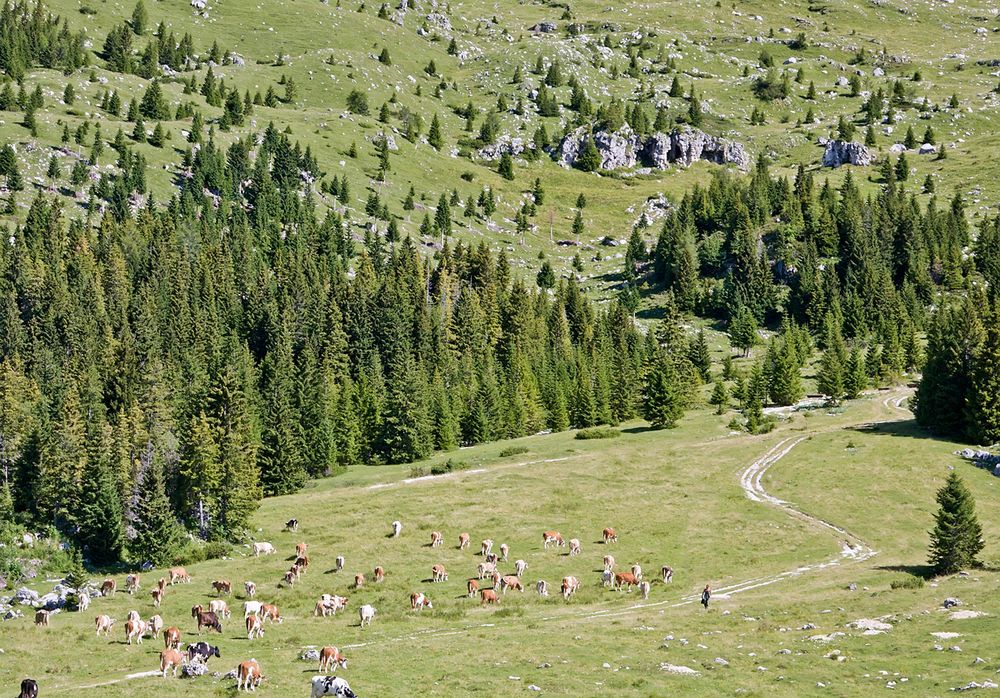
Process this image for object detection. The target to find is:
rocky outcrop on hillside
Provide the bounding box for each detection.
[477,136,527,161]
[556,126,640,170]
[822,140,875,167]
[557,126,749,172]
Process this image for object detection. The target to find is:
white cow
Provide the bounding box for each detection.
[210,599,231,618]
[514,559,528,577]
[244,581,257,598]
[639,580,651,600]
[78,591,90,611]
[603,555,616,572]
[252,541,275,557]
[335,556,345,572]
[243,601,262,619]
[311,675,356,698]
[499,543,509,561]
[359,604,376,628]
[601,570,614,587]
[536,580,549,596]
[631,564,643,581]
[391,521,402,538]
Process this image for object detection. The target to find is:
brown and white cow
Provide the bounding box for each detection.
[373,566,385,583]
[95,615,116,636]
[499,543,509,561]
[480,539,493,557]
[294,555,310,572]
[125,618,147,644]
[467,579,479,598]
[561,576,580,600]
[500,575,523,593]
[603,555,616,572]
[458,532,470,550]
[212,579,232,596]
[246,614,264,640]
[410,592,433,610]
[568,538,581,556]
[353,573,365,589]
[163,626,181,649]
[295,542,308,558]
[514,559,528,577]
[314,595,348,617]
[168,567,191,585]
[126,610,141,624]
[125,573,141,594]
[430,531,443,548]
[244,581,257,598]
[100,578,117,597]
[476,561,496,579]
[159,648,183,678]
[261,603,282,624]
[542,531,564,549]
[210,600,231,619]
[480,588,499,606]
[151,587,165,608]
[536,580,549,596]
[603,527,618,544]
[319,647,347,673]
[236,658,262,692]
[34,610,50,627]
[661,565,674,584]
[283,570,298,587]
[147,614,163,637]
[614,572,638,591]
[431,564,448,582]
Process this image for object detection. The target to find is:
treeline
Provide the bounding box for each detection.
[0,0,88,79]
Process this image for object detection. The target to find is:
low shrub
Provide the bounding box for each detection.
[430,458,470,475]
[890,574,925,590]
[498,446,529,457]
[575,427,621,440]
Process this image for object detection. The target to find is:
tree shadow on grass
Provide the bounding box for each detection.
[876,563,935,579]
[620,425,656,435]
[849,418,958,443]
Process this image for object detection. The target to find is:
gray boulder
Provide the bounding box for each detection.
[182,661,209,678]
[301,649,321,661]
[557,126,639,170]
[13,588,38,605]
[530,21,557,33]
[655,127,751,171]
[822,140,875,167]
[477,136,526,161]
[943,597,962,609]
[37,592,65,611]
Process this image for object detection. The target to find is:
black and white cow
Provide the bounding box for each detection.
[19,679,38,698]
[186,641,221,663]
[311,675,356,698]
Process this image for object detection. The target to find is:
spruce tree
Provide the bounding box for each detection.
[928,472,984,576]
[709,380,729,414]
[642,351,684,429]
[74,453,125,566]
[428,113,444,149]
[729,306,759,357]
[128,455,184,566]
[966,312,1000,445]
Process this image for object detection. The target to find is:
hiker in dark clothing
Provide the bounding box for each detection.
[701,584,711,609]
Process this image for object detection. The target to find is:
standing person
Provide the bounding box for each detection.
[701,584,711,609]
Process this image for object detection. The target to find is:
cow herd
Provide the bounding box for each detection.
[20,517,677,695]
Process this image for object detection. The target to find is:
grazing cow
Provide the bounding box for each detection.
[639,580,651,600]
[410,592,433,610]
[542,531,564,549]
[125,573,141,594]
[431,564,448,582]
[499,543,509,561]
[391,520,402,538]
[19,679,38,698]
[78,591,90,611]
[458,532,470,550]
[318,646,348,673]
[100,578,117,597]
[603,527,618,544]
[490,570,502,590]
[335,556,345,572]
[34,610,50,627]
[252,542,275,557]
[311,675,357,698]
[373,566,385,583]
[614,572,638,591]
[467,579,479,597]
[536,580,549,597]
[236,659,262,692]
[476,562,496,579]
[210,600,231,619]
[157,577,168,592]
[148,615,163,637]
[430,531,443,547]
[480,539,493,557]
[212,579,232,596]
[561,576,580,600]
[315,595,348,617]
[359,604,376,628]
[500,575,523,593]
[159,648,183,678]
[353,573,365,589]
[95,614,115,636]
[125,618,147,644]
[604,555,616,572]
[295,555,310,572]
[245,614,264,640]
[569,539,581,556]
[285,518,299,532]
[661,566,674,584]
[195,609,223,634]
[485,552,498,564]
[243,601,262,619]
[296,542,308,558]
[514,559,528,577]
[151,588,164,608]
[283,570,298,587]
[163,627,181,649]
[631,564,643,581]
[168,567,191,585]
[601,570,614,587]
[126,610,141,623]
[245,581,257,598]
[187,641,221,663]
[480,589,499,606]
[261,604,282,624]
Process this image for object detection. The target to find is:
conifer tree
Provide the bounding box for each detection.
[73,451,125,566]
[498,152,514,180]
[966,311,1000,445]
[928,472,984,576]
[709,380,729,414]
[128,454,184,566]
[428,113,444,149]
[729,306,759,357]
[642,351,684,429]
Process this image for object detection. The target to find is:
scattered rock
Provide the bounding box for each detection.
[950,611,985,620]
[951,680,999,691]
[714,657,729,666]
[301,649,321,661]
[660,663,700,676]
[822,140,876,167]
[182,661,208,678]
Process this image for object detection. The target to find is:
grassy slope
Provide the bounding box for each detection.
[1,392,997,696]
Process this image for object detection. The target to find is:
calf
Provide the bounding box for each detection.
[358,604,376,628]
[252,541,275,557]
[661,565,674,584]
[246,614,264,640]
[125,618,147,644]
[480,539,493,557]
[614,572,638,591]
[296,542,308,558]
[261,603,282,624]
[311,675,357,698]
[147,614,163,637]
[210,599,231,619]
[603,555,616,572]
[391,520,402,538]
[318,646,348,673]
[100,578,117,597]
[480,589,499,606]
[542,530,564,549]
[514,559,528,577]
[285,518,299,532]
[353,573,365,589]
[410,592,433,610]
[283,569,298,587]
[561,576,580,600]
[236,658,262,692]
[243,601,262,618]
[373,565,385,583]
[499,543,509,561]
[168,567,191,585]
[335,555,345,572]
[431,564,448,582]
[187,641,221,663]
[212,579,232,596]
[536,580,549,597]
[159,648,183,678]
[34,610,50,627]
[467,579,479,597]
[631,564,643,581]
[244,581,257,598]
[430,531,443,547]
[95,614,116,636]
[603,527,618,544]
[151,587,164,607]
[476,561,496,579]
[196,610,223,634]
[19,679,38,698]
[568,538,581,556]
[500,575,523,593]
[163,626,181,649]
[295,555,310,572]
[125,573,141,594]
[458,532,470,550]
[601,570,614,587]
[157,577,168,592]
[639,580,651,600]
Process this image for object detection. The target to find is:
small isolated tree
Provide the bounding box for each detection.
[536,260,555,288]
[928,472,984,576]
[497,151,514,180]
[709,380,729,414]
